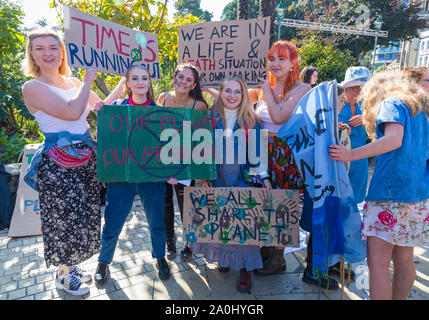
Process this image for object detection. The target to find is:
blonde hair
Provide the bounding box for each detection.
[215,77,261,129]
[24,27,71,77]
[360,70,429,140]
[401,67,428,84]
[123,65,156,104]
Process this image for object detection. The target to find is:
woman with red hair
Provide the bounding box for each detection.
[249,40,311,275]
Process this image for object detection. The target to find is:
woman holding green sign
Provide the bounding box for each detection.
[94,65,172,285]
[21,27,125,296]
[157,63,208,261]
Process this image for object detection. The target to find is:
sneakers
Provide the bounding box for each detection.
[302,268,339,290]
[94,263,109,285]
[56,272,89,296]
[166,239,177,260]
[180,246,193,261]
[157,258,171,280]
[70,265,92,283]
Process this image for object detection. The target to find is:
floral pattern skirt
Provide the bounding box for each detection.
[268,136,304,190]
[362,200,429,247]
[38,144,101,268]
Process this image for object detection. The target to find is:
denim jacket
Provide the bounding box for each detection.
[211,107,268,187]
[24,130,96,191]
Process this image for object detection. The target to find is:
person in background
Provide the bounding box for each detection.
[157,63,208,261]
[191,76,271,293]
[300,66,318,87]
[94,65,173,284]
[22,27,125,296]
[339,66,371,204]
[330,71,429,300]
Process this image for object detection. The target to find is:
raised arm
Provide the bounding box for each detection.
[23,69,97,121]
[262,81,311,125]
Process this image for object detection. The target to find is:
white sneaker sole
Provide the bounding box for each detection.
[55,281,89,296]
[77,274,92,283]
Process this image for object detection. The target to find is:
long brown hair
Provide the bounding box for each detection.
[123,65,156,104]
[214,77,261,129]
[174,63,208,107]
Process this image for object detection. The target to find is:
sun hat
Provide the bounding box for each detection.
[341,66,371,88]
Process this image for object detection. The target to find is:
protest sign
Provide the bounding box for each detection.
[8,144,42,238]
[182,187,300,247]
[96,105,217,183]
[178,17,270,88]
[63,5,159,78]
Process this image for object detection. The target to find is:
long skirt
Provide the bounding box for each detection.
[38,144,101,268]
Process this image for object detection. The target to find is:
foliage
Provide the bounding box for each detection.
[283,0,425,59]
[296,36,357,83]
[221,0,260,21]
[0,128,44,164]
[0,0,37,141]
[174,0,213,22]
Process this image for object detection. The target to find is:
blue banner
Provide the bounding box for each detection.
[278,81,366,274]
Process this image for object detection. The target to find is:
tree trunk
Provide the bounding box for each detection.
[94,74,111,97]
[237,0,249,20]
[259,0,276,44]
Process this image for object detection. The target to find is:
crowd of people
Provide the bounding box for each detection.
[20,26,429,300]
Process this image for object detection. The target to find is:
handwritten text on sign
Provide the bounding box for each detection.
[63,5,159,78]
[178,18,270,88]
[183,187,300,247]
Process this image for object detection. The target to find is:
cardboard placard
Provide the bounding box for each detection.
[8,144,42,238]
[178,17,271,88]
[63,5,159,78]
[182,187,301,247]
[96,105,217,183]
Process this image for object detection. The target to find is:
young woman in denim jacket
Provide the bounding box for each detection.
[94,65,175,284]
[21,28,125,296]
[330,71,429,300]
[191,77,272,293]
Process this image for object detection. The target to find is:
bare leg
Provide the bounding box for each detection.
[392,245,415,300]
[367,236,394,300]
[58,265,72,276]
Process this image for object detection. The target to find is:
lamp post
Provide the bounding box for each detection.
[276,2,286,41]
[371,16,384,72]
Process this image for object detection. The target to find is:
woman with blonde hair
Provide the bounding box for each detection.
[401,66,429,93]
[191,76,271,293]
[22,27,125,296]
[329,71,429,300]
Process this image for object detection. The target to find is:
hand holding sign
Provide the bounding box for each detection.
[83,68,98,84]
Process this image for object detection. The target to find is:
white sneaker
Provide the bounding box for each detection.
[56,272,89,296]
[70,265,92,283]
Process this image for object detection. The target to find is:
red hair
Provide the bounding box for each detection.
[267,41,300,98]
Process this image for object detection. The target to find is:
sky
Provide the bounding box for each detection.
[17,0,233,28]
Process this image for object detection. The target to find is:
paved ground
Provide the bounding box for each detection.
[1,197,429,301]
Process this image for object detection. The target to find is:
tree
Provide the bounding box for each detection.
[296,36,357,83]
[238,0,249,19]
[221,0,259,21]
[285,0,425,59]
[0,0,31,132]
[259,0,276,44]
[174,0,213,22]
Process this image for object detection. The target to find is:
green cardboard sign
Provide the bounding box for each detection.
[96,105,217,183]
